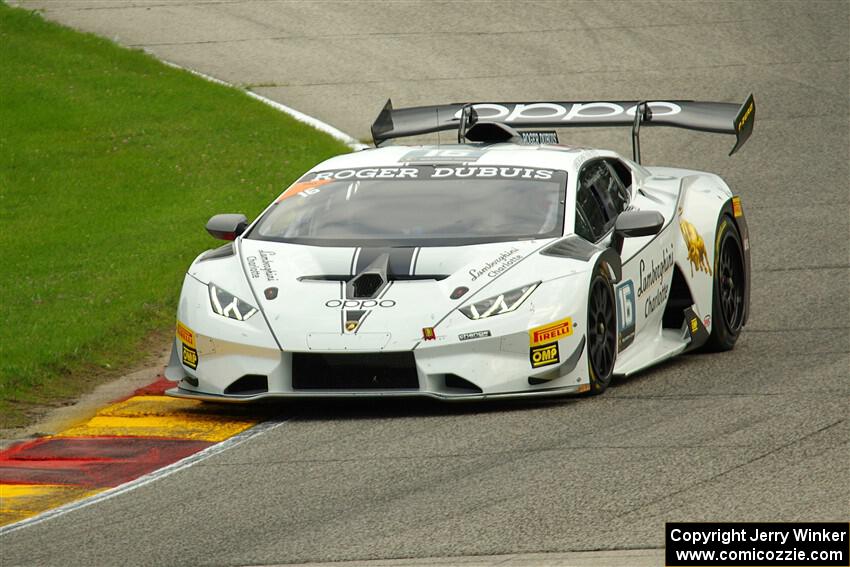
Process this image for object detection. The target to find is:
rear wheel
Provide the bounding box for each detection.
[705,216,746,351]
[586,268,617,394]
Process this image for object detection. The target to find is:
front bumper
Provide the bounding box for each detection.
[166,329,590,402]
[167,272,592,401]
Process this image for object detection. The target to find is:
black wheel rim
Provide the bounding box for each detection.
[588,277,617,380]
[718,234,745,331]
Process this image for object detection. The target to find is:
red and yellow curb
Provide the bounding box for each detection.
[0,377,260,527]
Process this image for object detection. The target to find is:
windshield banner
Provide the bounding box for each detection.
[306,166,561,182]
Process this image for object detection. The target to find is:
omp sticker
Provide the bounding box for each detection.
[615,281,636,350]
[176,322,195,349]
[732,196,743,218]
[530,342,560,368]
[181,344,198,370]
[529,317,573,346]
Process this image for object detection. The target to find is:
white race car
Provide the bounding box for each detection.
[166,95,755,401]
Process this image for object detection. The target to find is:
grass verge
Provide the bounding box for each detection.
[0,4,350,428]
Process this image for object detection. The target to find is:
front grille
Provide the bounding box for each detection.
[292,352,419,390]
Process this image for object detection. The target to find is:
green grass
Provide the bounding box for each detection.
[0,4,350,427]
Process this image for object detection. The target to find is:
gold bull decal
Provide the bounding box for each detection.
[679,217,712,277]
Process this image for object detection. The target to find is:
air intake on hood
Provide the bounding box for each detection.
[346,252,389,298]
[299,274,449,282]
[350,273,384,298]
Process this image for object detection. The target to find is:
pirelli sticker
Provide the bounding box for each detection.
[529,317,573,346]
[530,342,560,368]
[732,196,743,218]
[176,321,198,370]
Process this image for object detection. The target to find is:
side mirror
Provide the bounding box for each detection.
[613,210,664,254]
[206,213,248,241]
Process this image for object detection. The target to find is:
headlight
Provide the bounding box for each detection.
[208,283,258,321]
[459,282,539,320]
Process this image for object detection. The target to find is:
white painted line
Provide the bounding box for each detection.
[158,58,369,151]
[0,419,286,536]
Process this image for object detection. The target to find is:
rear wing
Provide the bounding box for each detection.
[370,95,755,162]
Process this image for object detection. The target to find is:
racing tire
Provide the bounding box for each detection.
[586,267,617,394]
[704,215,746,352]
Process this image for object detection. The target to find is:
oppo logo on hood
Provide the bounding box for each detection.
[325,299,396,309]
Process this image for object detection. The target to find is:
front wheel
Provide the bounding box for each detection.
[586,268,617,394]
[705,216,746,351]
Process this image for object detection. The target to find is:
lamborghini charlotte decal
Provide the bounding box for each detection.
[246,250,278,281]
[469,247,522,281]
[637,243,675,317]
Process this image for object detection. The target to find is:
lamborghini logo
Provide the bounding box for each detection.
[680,218,712,277]
[345,321,358,332]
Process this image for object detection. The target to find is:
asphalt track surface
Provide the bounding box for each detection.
[4,1,849,566]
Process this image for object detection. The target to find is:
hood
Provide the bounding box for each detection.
[237,238,554,351]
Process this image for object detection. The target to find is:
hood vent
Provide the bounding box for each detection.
[350,273,384,298]
[346,252,389,299]
[299,274,449,282]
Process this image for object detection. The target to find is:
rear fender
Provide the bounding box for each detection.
[675,174,733,328]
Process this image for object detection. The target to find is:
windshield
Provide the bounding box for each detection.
[247,165,568,247]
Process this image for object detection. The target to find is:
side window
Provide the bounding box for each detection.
[608,159,633,194]
[574,202,596,242]
[606,159,633,210]
[574,159,635,242]
[575,160,616,242]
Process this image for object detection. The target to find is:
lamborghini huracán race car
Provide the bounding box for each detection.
[166,95,755,401]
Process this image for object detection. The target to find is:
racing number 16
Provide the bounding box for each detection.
[617,283,634,328]
[615,281,636,350]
